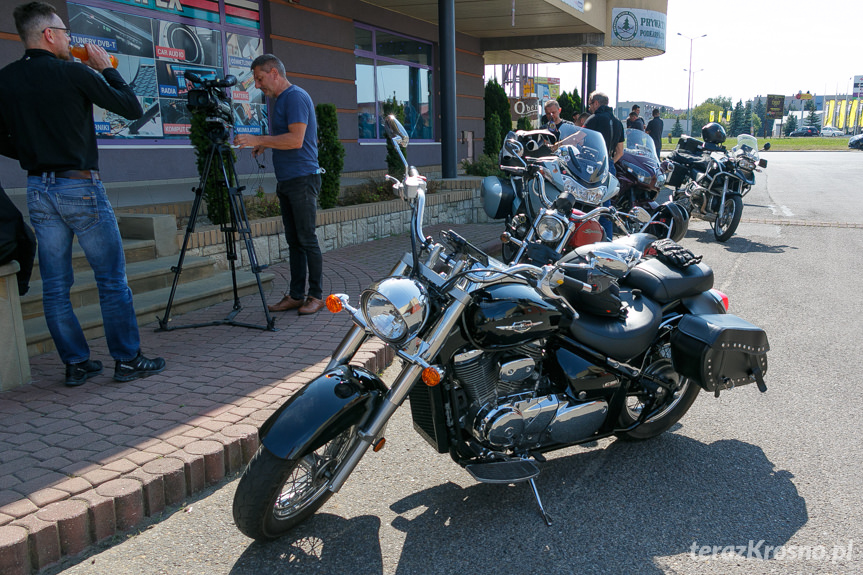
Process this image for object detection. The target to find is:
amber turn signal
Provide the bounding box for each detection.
[373,437,386,452]
[325,295,343,313]
[422,366,443,386]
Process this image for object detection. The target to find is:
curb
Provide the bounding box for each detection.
[0,343,396,574]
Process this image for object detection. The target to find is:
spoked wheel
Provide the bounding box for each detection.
[232,425,358,540]
[713,194,743,242]
[616,344,700,441]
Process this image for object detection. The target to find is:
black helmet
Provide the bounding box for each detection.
[646,201,689,242]
[702,122,727,144]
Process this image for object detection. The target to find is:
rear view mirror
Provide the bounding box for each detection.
[384,115,410,148]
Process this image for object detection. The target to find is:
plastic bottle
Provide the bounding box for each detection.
[71,44,118,68]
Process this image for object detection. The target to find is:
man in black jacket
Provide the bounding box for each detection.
[0,2,165,386]
[584,91,625,239]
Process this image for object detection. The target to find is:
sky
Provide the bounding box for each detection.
[488,0,861,110]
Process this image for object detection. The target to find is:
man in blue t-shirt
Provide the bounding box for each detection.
[235,54,324,315]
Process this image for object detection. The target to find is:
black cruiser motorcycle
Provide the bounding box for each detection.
[232,116,771,539]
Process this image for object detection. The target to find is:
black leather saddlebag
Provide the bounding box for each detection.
[671,314,769,395]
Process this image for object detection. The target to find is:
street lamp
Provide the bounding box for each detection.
[684,68,705,114]
[678,32,706,135]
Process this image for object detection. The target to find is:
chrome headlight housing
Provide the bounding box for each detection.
[568,179,607,205]
[536,212,566,242]
[360,277,428,344]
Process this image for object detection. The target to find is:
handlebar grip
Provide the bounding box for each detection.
[559,274,591,292]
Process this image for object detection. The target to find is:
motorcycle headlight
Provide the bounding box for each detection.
[572,183,606,205]
[537,213,566,242]
[360,278,428,344]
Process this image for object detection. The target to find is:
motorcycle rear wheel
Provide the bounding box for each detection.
[713,195,743,242]
[232,425,358,540]
[615,349,700,441]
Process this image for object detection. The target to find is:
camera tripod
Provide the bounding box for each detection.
[157,139,276,332]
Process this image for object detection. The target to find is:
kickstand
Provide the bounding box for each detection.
[528,477,552,526]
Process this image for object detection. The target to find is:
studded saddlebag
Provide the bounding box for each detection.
[671,314,769,396]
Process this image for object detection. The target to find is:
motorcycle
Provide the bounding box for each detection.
[667,131,768,242]
[614,128,689,242]
[481,126,620,263]
[231,115,771,539]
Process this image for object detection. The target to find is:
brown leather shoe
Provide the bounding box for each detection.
[298,297,325,315]
[268,295,305,312]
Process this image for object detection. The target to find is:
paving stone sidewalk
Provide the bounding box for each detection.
[0,222,503,574]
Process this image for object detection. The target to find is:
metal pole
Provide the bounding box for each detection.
[439,0,457,178]
[678,33,706,136]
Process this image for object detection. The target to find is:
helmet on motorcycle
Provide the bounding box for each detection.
[702,122,727,144]
[645,201,689,242]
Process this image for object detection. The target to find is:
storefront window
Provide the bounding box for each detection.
[67,0,265,141]
[355,25,433,141]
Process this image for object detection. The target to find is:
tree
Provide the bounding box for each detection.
[382,95,406,179]
[804,99,821,127]
[784,114,798,136]
[189,110,234,226]
[729,100,746,137]
[691,102,722,136]
[315,103,345,209]
[484,78,511,155]
[557,89,582,120]
[753,98,769,139]
[484,112,501,157]
[671,115,683,137]
[704,96,732,110]
[743,101,753,135]
[516,115,533,130]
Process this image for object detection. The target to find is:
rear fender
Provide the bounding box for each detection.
[259,365,388,460]
[681,291,727,316]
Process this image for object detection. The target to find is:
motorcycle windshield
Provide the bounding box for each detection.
[556,127,609,185]
[733,134,759,157]
[623,129,659,161]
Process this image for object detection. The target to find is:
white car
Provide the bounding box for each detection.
[820,126,844,137]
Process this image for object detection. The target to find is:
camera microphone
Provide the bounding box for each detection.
[222,75,238,87]
[184,71,203,84]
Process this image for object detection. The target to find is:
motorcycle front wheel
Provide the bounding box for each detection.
[713,194,743,242]
[232,425,358,540]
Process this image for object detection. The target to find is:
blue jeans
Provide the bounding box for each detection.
[27,175,140,364]
[276,173,323,300]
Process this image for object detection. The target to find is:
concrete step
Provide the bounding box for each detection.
[21,255,217,320]
[30,238,158,282]
[24,269,275,357]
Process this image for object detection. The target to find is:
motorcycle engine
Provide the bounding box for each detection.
[453,344,607,451]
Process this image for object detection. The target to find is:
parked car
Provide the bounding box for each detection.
[789,126,820,137]
[820,126,844,137]
[849,134,863,150]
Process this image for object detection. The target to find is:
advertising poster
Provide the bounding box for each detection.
[227,33,266,135]
[766,95,785,119]
[67,1,266,140]
[854,75,863,99]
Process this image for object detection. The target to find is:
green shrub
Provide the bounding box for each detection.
[484,113,501,157]
[315,103,345,209]
[461,154,504,178]
[190,111,236,226]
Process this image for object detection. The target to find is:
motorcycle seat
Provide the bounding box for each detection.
[613,233,657,253]
[568,289,662,362]
[622,258,714,303]
[670,150,709,172]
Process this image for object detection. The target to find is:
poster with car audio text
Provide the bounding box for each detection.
[67,1,266,140]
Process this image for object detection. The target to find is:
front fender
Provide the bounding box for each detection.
[259,365,388,460]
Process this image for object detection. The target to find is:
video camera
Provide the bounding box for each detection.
[185,72,236,142]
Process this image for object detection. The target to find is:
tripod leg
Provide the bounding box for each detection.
[157,144,217,331]
[219,146,276,330]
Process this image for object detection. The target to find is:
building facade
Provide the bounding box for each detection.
[0,0,668,190]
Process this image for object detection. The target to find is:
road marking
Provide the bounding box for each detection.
[740,218,863,228]
[781,205,795,217]
[767,204,796,217]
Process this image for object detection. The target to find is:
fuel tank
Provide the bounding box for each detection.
[465,283,561,349]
